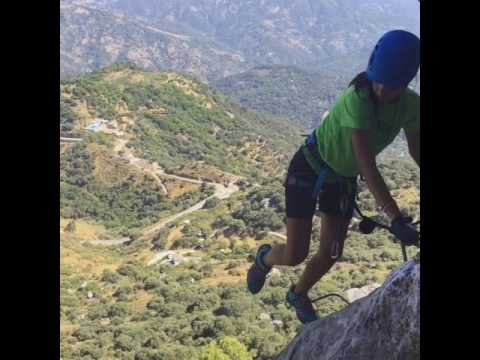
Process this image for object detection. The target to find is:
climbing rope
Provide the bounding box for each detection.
[311,212,420,307]
[311,293,351,305]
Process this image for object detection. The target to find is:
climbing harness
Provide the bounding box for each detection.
[302,131,358,260]
[296,132,420,309]
[305,132,420,261]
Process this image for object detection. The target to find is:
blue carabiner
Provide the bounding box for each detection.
[312,166,331,199]
[306,131,316,146]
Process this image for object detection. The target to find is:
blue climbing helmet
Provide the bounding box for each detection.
[366,30,420,88]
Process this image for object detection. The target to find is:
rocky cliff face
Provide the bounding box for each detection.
[275,254,420,360]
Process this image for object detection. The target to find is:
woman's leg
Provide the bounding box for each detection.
[293,213,351,295]
[247,216,313,295]
[263,217,313,267]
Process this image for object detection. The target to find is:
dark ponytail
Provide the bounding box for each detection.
[349,71,376,101]
[349,71,371,89]
[348,71,379,126]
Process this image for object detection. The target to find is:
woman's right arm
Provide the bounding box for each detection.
[351,128,402,221]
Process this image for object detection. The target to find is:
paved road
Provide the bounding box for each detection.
[60,137,82,143]
[76,137,240,248]
[140,181,239,240]
[81,237,131,246]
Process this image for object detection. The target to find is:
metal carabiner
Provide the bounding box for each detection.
[330,219,344,260]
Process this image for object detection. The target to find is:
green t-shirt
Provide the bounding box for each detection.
[313,86,420,177]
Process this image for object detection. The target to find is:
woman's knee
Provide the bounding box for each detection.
[314,249,338,266]
[284,217,312,266]
[284,250,308,266]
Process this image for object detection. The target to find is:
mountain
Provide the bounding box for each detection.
[60,65,302,235]
[60,1,251,81]
[61,0,419,81]
[212,65,349,130]
[105,0,419,76]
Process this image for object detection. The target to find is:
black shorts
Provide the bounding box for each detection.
[284,147,358,219]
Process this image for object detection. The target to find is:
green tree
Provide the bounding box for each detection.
[108,302,130,318]
[227,219,246,236]
[199,342,230,360]
[146,297,165,312]
[114,334,137,352]
[76,340,104,359]
[144,277,161,290]
[101,270,121,284]
[218,336,252,360]
[135,350,163,360]
[172,236,199,249]
[117,263,145,282]
[113,285,133,301]
[72,325,98,341]
[204,197,221,209]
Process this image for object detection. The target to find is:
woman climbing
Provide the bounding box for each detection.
[247,30,421,324]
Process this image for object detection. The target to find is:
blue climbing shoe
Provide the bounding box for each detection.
[247,244,272,294]
[286,286,319,324]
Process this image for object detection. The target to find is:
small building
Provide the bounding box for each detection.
[85,121,102,132]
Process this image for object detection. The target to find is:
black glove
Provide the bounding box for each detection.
[390,217,419,246]
[358,217,377,234]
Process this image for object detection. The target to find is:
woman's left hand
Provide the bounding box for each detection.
[390,216,419,246]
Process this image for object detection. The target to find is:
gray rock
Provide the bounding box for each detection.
[259,312,271,321]
[344,283,382,303]
[275,255,420,360]
[260,198,271,208]
[268,268,282,278]
[272,320,284,328]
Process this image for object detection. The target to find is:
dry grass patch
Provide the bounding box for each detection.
[164,180,200,199]
[202,263,250,287]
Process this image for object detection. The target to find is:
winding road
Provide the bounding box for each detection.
[139,181,238,240]
[78,137,240,246]
[80,238,131,246]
